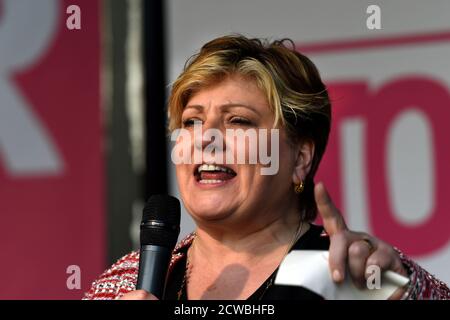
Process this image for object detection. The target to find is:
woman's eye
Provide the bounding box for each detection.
[230,117,253,126]
[182,118,202,127]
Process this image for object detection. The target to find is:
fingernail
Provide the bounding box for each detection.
[333,270,343,282]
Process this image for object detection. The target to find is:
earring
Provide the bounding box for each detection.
[294,180,304,194]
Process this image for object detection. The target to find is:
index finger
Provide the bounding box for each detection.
[315,181,347,236]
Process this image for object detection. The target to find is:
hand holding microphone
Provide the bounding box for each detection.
[120,195,181,300]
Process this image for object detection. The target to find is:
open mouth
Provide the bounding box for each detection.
[194,163,237,184]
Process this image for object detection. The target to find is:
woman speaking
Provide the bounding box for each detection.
[84,35,449,300]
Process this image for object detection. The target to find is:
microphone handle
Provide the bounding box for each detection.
[136,245,172,299]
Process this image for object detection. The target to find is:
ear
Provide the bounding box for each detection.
[292,139,315,185]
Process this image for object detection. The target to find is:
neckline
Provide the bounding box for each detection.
[248,223,321,300]
[173,223,322,300]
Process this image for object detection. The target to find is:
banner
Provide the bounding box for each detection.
[0,0,104,299]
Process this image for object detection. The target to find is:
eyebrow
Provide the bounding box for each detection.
[184,103,261,115]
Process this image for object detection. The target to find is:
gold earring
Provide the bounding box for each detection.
[294,180,304,194]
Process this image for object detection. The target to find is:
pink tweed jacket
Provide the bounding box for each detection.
[83,232,450,300]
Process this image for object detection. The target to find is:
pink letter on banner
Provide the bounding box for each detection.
[367,77,450,255]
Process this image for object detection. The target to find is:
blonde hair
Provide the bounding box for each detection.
[168,34,331,221]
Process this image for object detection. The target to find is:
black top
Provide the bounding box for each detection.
[164,223,330,300]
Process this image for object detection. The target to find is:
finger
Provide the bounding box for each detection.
[328,232,350,283]
[366,243,407,277]
[388,287,406,300]
[315,182,347,236]
[119,290,159,300]
[366,246,408,300]
[365,249,394,279]
[387,247,408,277]
[348,240,372,288]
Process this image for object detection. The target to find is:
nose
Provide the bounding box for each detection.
[193,115,226,152]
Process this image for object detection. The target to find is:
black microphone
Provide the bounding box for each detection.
[136,195,181,299]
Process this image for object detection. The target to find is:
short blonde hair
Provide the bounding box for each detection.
[168,34,331,221]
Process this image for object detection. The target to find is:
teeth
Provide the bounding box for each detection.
[197,164,234,174]
[199,179,224,184]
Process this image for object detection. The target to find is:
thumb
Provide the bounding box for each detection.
[119,290,159,300]
[315,182,347,236]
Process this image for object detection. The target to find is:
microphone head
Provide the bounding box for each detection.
[140,194,181,248]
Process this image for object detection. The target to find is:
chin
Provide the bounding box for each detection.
[192,211,233,223]
[187,197,237,222]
